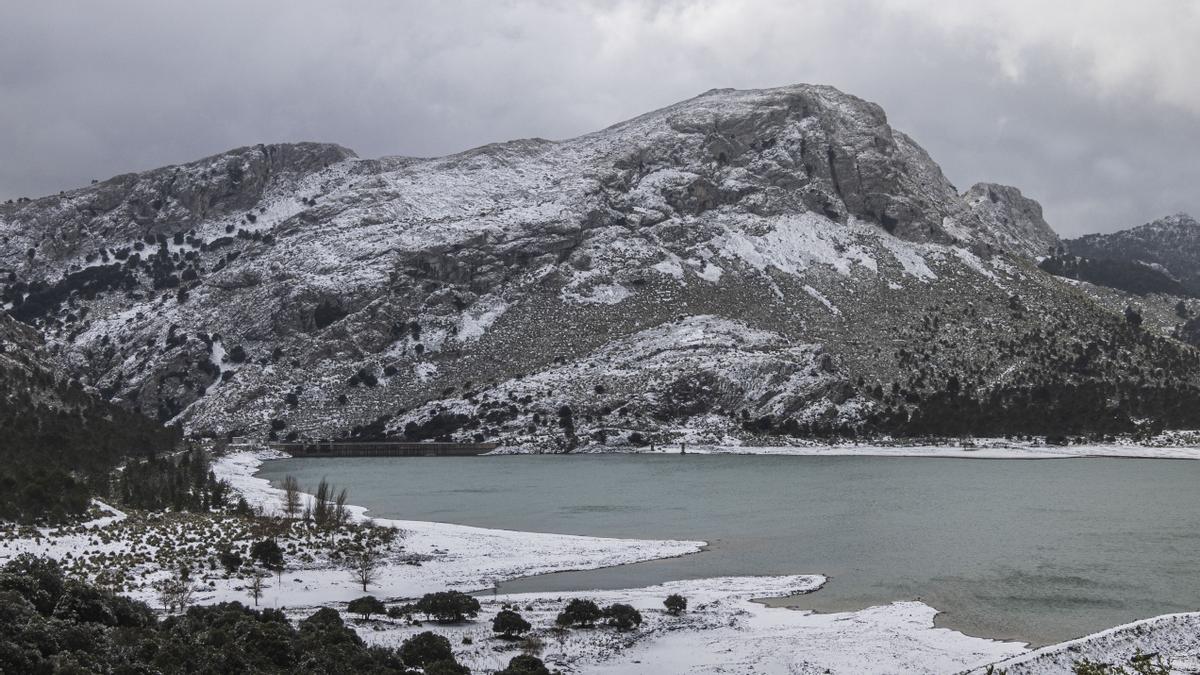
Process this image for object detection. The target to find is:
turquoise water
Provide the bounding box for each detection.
[257,454,1200,645]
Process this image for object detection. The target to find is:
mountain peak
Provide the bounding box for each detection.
[961,182,1060,259]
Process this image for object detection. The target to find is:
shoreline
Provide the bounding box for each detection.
[557,441,1200,460]
[213,449,707,605]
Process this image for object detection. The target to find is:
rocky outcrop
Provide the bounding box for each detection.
[963,183,1061,259]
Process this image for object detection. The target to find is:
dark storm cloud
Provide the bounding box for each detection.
[1,0,1196,236]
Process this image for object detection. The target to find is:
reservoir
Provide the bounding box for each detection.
[257,453,1200,646]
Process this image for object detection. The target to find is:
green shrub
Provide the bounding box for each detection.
[555,598,603,628]
[414,591,481,623]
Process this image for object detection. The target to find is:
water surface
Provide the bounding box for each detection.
[257,454,1200,645]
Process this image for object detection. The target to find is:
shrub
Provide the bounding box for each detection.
[347,595,386,620]
[492,608,531,638]
[425,659,470,675]
[415,591,481,623]
[218,550,243,575]
[499,653,552,675]
[249,539,284,569]
[0,557,408,672]
[399,631,453,668]
[555,598,603,628]
[603,603,642,631]
[664,593,687,615]
[386,603,413,620]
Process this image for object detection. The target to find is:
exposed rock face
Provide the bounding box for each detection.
[963,183,1061,259]
[5,83,1200,448]
[1066,213,1200,294]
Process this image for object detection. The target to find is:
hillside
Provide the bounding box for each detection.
[1065,213,1200,294]
[0,313,180,521]
[4,84,1200,449]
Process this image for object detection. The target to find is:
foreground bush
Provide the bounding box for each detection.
[348,595,387,620]
[603,603,642,631]
[0,554,422,673]
[414,590,481,623]
[399,630,454,667]
[555,598,603,628]
[664,593,687,615]
[492,608,531,638]
[498,653,551,674]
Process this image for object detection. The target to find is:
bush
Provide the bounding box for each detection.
[249,539,284,569]
[399,631,454,668]
[347,595,386,620]
[499,653,552,675]
[414,591,481,623]
[603,603,642,631]
[425,659,471,675]
[0,557,408,673]
[492,608,531,638]
[664,593,687,615]
[555,598,603,628]
[386,603,413,620]
[218,550,243,575]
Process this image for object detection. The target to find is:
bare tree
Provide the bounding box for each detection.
[153,577,196,614]
[247,571,269,606]
[282,475,302,519]
[312,478,331,528]
[344,545,382,592]
[333,488,350,529]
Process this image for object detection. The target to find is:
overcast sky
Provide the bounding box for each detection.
[1,0,1196,236]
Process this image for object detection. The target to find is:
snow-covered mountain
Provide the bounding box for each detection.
[1066,213,1200,294]
[5,84,1200,448]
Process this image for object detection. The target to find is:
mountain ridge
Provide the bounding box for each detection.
[4,83,1200,448]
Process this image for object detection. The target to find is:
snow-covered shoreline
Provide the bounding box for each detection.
[353,576,1029,674]
[211,449,706,605]
[551,437,1200,460]
[650,443,1200,460]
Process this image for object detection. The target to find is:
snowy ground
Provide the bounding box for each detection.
[969,612,1200,674]
[350,576,1026,675]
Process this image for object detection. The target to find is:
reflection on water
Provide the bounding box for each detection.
[258,453,1200,646]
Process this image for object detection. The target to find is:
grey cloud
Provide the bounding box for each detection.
[0,0,1195,237]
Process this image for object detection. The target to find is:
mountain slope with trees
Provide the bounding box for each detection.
[0,313,180,521]
[1065,213,1200,294]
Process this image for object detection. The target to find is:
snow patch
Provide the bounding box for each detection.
[565,283,633,305]
[804,285,841,315]
[414,362,438,382]
[456,299,508,342]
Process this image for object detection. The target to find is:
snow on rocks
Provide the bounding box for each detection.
[972,612,1200,674]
